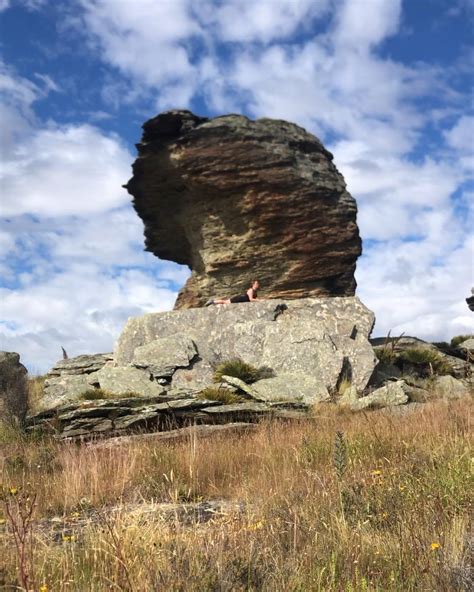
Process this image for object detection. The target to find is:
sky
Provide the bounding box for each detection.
[0,0,473,373]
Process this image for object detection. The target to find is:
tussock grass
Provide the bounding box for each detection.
[0,398,472,590]
[451,334,473,347]
[197,386,246,404]
[213,358,263,384]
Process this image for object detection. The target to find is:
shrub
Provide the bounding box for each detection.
[450,334,473,348]
[197,386,245,405]
[398,348,452,375]
[213,358,262,384]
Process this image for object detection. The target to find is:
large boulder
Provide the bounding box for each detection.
[115,297,376,395]
[124,110,362,309]
[0,351,28,424]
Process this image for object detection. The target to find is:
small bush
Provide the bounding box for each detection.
[398,348,452,375]
[450,334,473,348]
[197,387,245,405]
[213,358,262,384]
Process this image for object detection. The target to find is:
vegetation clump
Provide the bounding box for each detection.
[197,386,245,405]
[78,389,139,401]
[450,334,473,348]
[398,347,452,375]
[213,358,274,384]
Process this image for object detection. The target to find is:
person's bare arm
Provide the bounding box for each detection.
[247,288,259,301]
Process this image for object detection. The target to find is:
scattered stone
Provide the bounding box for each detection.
[0,351,28,424]
[125,110,362,309]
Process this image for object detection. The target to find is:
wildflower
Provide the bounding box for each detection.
[371,470,382,477]
[430,542,441,551]
[62,534,76,542]
[247,520,264,531]
[399,484,406,491]
[39,585,48,592]
[9,487,18,496]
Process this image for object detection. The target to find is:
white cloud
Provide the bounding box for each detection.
[334,0,402,49]
[0,63,188,372]
[79,0,199,87]
[202,0,330,44]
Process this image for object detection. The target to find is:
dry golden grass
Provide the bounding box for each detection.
[0,398,472,591]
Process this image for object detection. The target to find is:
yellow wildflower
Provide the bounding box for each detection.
[371,470,382,476]
[9,487,18,496]
[39,585,49,592]
[247,520,264,531]
[430,542,441,551]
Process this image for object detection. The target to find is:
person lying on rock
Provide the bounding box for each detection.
[205,280,260,306]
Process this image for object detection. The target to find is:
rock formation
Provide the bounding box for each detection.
[0,351,28,424]
[124,110,361,309]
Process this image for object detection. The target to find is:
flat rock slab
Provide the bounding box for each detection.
[47,353,113,376]
[88,422,258,448]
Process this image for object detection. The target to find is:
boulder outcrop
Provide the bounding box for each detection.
[0,351,28,424]
[115,297,376,395]
[124,110,361,309]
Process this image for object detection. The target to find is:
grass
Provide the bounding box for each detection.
[0,397,471,590]
[450,334,473,348]
[27,375,46,412]
[197,386,246,405]
[213,358,271,384]
[398,347,453,375]
[78,389,139,401]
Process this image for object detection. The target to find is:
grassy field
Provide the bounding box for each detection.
[0,398,472,591]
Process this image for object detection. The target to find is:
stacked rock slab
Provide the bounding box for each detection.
[124,110,362,309]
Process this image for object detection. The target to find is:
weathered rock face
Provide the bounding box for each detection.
[115,297,376,394]
[0,351,28,424]
[125,110,361,309]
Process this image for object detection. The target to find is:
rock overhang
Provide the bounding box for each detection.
[125,109,362,309]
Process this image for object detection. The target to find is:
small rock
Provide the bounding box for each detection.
[431,375,470,399]
[350,381,409,411]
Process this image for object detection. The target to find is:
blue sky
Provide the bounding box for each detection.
[0,0,473,373]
